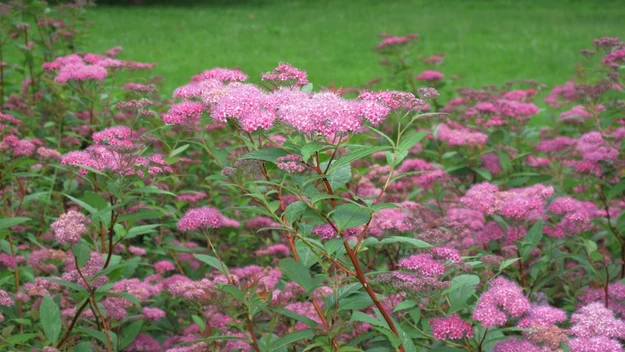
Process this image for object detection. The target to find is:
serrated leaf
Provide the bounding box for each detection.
[119,320,143,350]
[331,204,370,232]
[279,258,318,293]
[379,236,431,248]
[447,275,480,313]
[126,224,160,239]
[473,167,492,181]
[301,141,329,161]
[269,329,314,350]
[239,148,288,163]
[284,201,307,225]
[170,144,190,157]
[72,241,91,267]
[272,307,319,329]
[194,254,229,276]
[40,295,62,344]
[520,220,543,261]
[398,131,428,153]
[326,164,352,190]
[0,217,31,231]
[330,146,390,171]
[40,277,88,294]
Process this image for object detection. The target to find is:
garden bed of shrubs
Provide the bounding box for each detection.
[1,1,625,352]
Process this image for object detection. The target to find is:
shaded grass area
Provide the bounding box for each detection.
[84,0,625,94]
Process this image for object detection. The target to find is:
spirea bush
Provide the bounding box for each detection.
[2,1,625,352]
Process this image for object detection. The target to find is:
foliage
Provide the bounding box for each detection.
[1,1,625,352]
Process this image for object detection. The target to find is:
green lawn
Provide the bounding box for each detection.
[84,0,625,95]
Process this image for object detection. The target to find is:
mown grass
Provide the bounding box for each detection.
[84,0,625,94]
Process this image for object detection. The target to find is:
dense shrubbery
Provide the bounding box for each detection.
[2,1,625,352]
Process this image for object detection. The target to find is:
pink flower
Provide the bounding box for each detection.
[55,63,108,83]
[163,101,205,125]
[262,63,309,87]
[154,260,176,274]
[430,314,473,340]
[51,210,89,245]
[518,305,567,328]
[472,277,530,327]
[570,302,625,339]
[416,70,444,82]
[277,154,306,173]
[397,254,445,277]
[142,307,166,321]
[178,207,239,232]
[492,338,541,352]
[437,123,487,148]
[569,336,623,352]
[431,247,461,263]
[191,67,248,83]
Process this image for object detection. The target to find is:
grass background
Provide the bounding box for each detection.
[84,0,625,95]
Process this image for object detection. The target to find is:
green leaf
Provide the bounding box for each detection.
[393,299,417,312]
[170,144,190,157]
[272,307,319,329]
[301,141,330,161]
[349,311,401,347]
[4,333,39,344]
[63,193,98,215]
[239,148,288,163]
[82,191,109,211]
[192,315,207,331]
[40,295,62,344]
[78,327,117,350]
[119,320,143,350]
[284,201,306,225]
[73,341,93,352]
[40,277,88,294]
[446,275,480,313]
[398,131,428,153]
[269,329,314,350]
[72,241,91,267]
[126,224,160,239]
[379,236,431,248]
[520,220,543,261]
[0,217,31,231]
[331,204,370,232]
[296,241,318,268]
[194,254,229,276]
[338,293,374,311]
[608,179,625,200]
[330,146,390,171]
[473,167,492,181]
[279,258,318,293]
[326,164,352,190]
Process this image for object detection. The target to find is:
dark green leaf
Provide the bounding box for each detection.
[331,204,370,232]
[40,295,62,344]
[194,254,229,276]
[279,258,317,293]
[119,320,143,350]
[520,220,543,261]
[269,329,314,350]
[0,217,31,231]
[239,148,288,163]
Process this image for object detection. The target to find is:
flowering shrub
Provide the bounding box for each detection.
[2,2,625,352]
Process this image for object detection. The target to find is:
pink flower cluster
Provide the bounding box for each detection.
[472,277,530,327]
[177,207,240,232]
[50,210,89,245]
[429,314,474,340]
[397,254,445,277]
[437,123,488,148]
[261,63,309,87]
[277,154,306,173]
[461,182,554,221]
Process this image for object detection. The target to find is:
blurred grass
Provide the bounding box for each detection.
[84,0,625,95]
